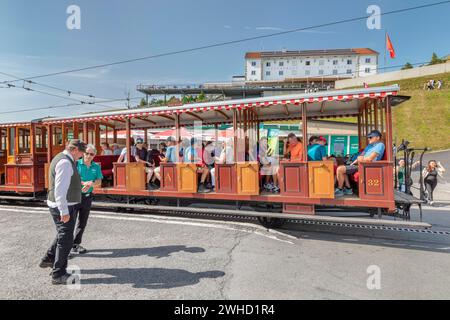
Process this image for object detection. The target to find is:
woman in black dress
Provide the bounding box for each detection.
[422,160,446,205]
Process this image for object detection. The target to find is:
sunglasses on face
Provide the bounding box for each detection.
[85,152,95,157]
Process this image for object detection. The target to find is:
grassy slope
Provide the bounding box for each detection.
[377,72,450,151]
[339,72,450,151]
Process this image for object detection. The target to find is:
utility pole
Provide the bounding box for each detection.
[125,88,131,109]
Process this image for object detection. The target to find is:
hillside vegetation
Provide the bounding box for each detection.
[377,72,450,151]
[340,72,450,151]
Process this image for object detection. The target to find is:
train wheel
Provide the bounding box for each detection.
[257,217,286,229]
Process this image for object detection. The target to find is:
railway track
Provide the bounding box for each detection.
[1,196,447,236]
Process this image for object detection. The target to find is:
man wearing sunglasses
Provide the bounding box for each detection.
[335,130,385,197]
[72,144,103,254]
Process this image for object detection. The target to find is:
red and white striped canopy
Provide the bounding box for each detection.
[42,86,400,126]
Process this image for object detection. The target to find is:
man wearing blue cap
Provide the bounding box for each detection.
[335,130,385,197]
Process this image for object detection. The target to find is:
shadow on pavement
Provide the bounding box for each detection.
[79,245,205,259]
[79,267,225,289]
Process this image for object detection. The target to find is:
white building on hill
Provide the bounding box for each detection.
[245,48,379,82]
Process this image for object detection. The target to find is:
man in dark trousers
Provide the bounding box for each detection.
[39,139,86,285]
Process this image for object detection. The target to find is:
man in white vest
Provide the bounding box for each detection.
[39,139,86,285]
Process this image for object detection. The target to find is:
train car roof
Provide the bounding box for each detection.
[0,118,50,128]
[41,85,406,129]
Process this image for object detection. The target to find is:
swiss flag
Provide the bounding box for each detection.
[386,33,396,59]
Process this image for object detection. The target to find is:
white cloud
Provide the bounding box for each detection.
[255,26,286,31]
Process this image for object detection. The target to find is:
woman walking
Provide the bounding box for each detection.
[422,160,446,205]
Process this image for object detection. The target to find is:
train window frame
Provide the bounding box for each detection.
[18,127,31,154]
[0,128,6,151]
[53,126,63,147]
[35,126,48,150]
[8,128,15,156]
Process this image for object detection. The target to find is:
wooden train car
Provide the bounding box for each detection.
[0,85,426,227]
[0,120,47,193]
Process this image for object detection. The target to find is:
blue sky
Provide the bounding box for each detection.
[0,0,449,122]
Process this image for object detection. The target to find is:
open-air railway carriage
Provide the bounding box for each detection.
[0,85,428,228]
[0,120,48,193]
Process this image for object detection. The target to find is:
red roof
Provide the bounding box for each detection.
[245,52,262,59]
[352,48,379,55]
[245,48,379,58]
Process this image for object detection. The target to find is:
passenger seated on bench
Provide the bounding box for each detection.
[148,138,173,190]
[210,138,234,191]
[335,130,385,197]
[184,137,211,193]
[117,137,136,163]
[258,137,280,193]
[100,142,113,155]
[132,138,155,189]
[112,143,122,156]
[146,144,163,190]
[285,133,304,161]
[307,136,328,161]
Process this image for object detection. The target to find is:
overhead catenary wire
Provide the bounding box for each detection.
[0,97,141,115]
[0,59,435,116]
[0,70,144,113]
[0,70,123,101]
[0,0,449,84]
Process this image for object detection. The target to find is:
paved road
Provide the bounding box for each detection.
[1,204,450,300]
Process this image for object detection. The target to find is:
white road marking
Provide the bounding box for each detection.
[0,206,295,244]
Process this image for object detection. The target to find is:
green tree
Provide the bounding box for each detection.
[196,92,206,102]
[429,52,445,65]
[401,62,413,70]
[139,98,147,107]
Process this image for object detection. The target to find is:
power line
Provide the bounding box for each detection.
[1,0,448,84]
[0,58,435,116]
[5,82,91,104]
[0,58,434,116]
[0,70,115,101]
[0,97,141,115]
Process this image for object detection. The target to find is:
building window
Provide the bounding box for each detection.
[305,61,311,66]
[319,60,324,66]
[266,71,271,76]
[365,68,371,73]
[251,61,257,67]
[266,62,271,67]
[347,59,352,65]
[333,60,338,65]
[279,71,284,76]
[333,69,338,75]
[251,71,256,75]
[365,58,371,63]
[305,70,310,76]
[279,61,284,67]
[347,69,352,74]
[319,70,324,75]
[292,61,297,66]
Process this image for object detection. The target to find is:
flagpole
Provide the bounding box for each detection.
[384,29,387,73]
